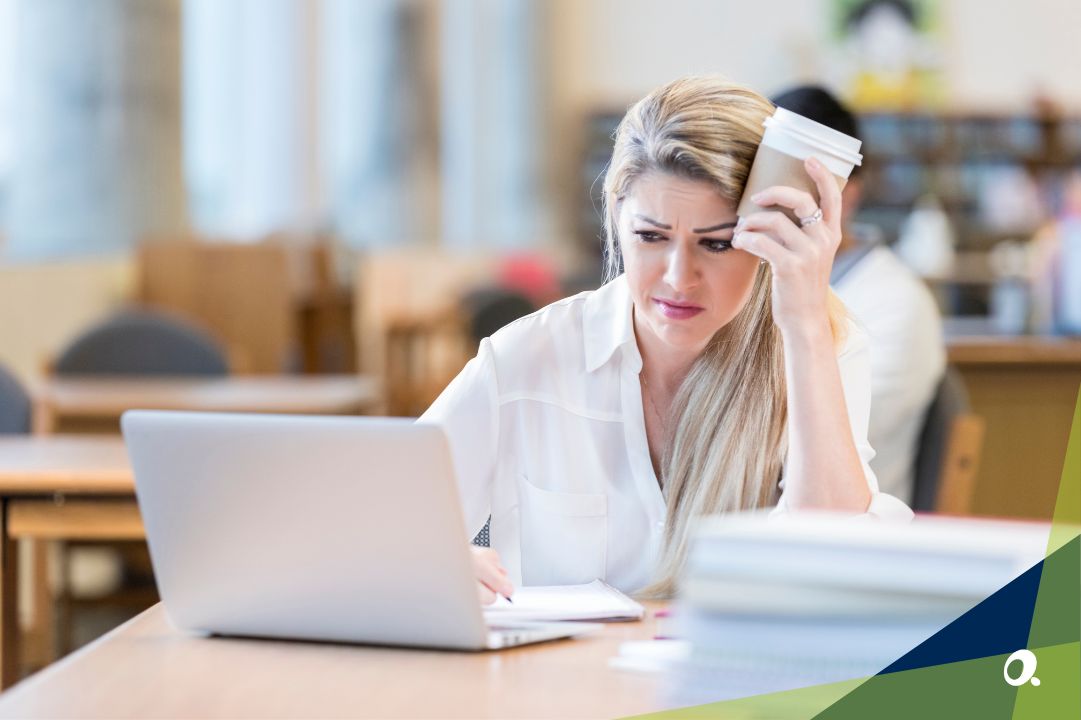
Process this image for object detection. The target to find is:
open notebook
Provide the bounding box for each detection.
[484,580,645,623]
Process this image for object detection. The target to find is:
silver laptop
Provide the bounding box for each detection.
[121,410,597,650]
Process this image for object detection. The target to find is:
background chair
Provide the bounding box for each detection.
[49,308,228,660]
[54,309,228,377]
[460,288,536,350]
[138,240,296,374]
[357,250,498,416]
[0,363,32,434]
[912,367,986,515]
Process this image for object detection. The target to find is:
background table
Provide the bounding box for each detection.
[31,374,383,434]
[0,436,135,687]
[0,603,668,719]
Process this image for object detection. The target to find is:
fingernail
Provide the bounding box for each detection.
[735,217,747,230]
[750,192,764,204]
[806,156,820,170]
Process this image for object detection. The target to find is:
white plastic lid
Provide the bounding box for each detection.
[764,107,863,167]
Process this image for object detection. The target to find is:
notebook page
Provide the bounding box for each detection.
[484,579,645,622]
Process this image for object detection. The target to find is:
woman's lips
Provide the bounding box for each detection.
[653,298,704,320]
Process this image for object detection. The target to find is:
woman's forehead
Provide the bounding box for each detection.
[623,171,736,225]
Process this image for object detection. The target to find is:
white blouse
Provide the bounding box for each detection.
[419,275,913,594]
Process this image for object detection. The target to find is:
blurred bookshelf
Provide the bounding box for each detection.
[857,111,1081,250]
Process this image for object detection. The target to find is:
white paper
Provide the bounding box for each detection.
[484,579,645,623]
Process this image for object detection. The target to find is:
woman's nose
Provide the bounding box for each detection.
[663,245,698,291]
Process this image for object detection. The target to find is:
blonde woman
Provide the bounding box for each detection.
[420,75,912,602]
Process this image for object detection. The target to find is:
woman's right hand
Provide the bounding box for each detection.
[470,546,515,605]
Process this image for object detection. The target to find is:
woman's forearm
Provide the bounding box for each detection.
[780,320,871,511]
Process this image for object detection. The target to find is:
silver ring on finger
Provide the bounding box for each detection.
[799,207,823,227]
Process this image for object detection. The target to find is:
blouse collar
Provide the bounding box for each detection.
[582,274,641,373]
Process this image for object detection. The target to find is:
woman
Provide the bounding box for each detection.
[420,76,912,603]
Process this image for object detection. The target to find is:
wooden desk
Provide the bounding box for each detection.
[947,335,1081,365]
[0,603,667,718]
[30,375,382,434]
[0,436,136,688]
[946,335,1081,520]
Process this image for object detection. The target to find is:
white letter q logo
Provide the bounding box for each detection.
[1003,649,1040,687]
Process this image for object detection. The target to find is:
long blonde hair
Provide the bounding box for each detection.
[601,76,848,598]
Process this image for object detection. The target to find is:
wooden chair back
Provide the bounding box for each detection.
[354,249,496,415]
[934,414,986,515]
[138,240,296,374]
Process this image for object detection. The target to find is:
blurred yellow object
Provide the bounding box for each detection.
[849,69,925,111]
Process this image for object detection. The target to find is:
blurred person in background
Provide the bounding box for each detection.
[771,85,945,507]
[1030,170,1081,335]
[422,76,912,604]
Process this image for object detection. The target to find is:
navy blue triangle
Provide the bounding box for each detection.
[880,537,1078,674]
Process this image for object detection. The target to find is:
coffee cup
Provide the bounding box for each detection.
[736,107,863,224]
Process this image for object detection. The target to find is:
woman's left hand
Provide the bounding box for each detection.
[730,156,842,340]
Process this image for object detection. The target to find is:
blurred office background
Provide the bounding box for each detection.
[1,0,1080,681]
[4,0,1081,371]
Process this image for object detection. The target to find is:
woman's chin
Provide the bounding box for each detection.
[650,318,714,353]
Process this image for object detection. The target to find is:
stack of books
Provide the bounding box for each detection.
[664,512,1050,705]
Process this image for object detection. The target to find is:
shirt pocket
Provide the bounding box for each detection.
[517,474,607,586]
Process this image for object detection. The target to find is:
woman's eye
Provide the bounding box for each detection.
[634,231,664,243]
[702,238,733,253]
